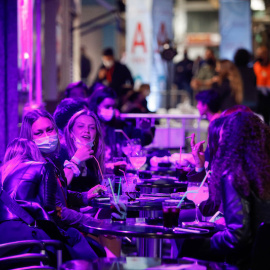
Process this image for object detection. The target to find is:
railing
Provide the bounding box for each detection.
[120,113,208,149]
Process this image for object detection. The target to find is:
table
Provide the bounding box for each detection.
[60,257,238,270]
[136,177,187,194]
[79,217,220,258]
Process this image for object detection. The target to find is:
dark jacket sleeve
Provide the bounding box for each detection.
[41,162,58,211]
[210,174,252,255]
[67,191,89,208]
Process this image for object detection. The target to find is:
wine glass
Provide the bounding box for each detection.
[128,149,147,178]
[186,182,209,223]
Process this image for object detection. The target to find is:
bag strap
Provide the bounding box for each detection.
[0,188,35,225]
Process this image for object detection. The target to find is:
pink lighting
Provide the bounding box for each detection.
[18,0,33,104]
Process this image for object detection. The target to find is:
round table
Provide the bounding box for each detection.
[79,217,221,258]
[60,257,237,270]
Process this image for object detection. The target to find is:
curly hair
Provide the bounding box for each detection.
[211,112,270,201]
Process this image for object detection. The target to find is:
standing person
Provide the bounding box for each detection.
[65,81,88,100]
[174,49,194,101]
[253,46,270,124]
[211,59,243,111]
[20,109,106,259]
[190,47,216,92]
[81,46,92,85]
[94,47,134,108]
[234,48,257,111]
[64,109,105,192]
[180,112,270,268]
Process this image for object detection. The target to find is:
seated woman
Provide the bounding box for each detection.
[63,109,105,192]
[180,112,270,267]
[0,138,56,256]
[20,109,106,259]
[88,87,154,161]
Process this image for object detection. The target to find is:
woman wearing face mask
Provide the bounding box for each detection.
[20,109,107,259]
[63,109,105,192]
[88,87,154,161]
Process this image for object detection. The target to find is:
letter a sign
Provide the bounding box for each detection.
[132,22,147,53]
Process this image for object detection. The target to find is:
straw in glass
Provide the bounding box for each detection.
[108,177,116,203]
[176,190,198,208]
[117,177,122,203]
[115,129,132,143]
[192,170,212,200]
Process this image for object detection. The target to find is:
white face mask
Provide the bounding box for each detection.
[34,134,58,154]
[98,108,114,122]
[74,136,94,149]
[103,60,114,69]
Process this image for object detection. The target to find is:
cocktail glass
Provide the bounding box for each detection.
[186,182,209,223]
[128,149,147,179]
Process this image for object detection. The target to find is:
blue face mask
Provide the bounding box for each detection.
[34,134,58,154]
[73,136,94,150]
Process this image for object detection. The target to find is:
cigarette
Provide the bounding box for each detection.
[186,136,192,139]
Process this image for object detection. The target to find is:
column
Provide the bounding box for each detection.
[0,0,18,160]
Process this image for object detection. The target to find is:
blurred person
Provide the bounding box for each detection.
[221,104,252,117]
[20,109,107,258]
[174,49,194,101]
[253,45,270,124]
[94,47,134,108]
[81,47,92,84]
[121,84,150,114]
[211,59,243,111]
[65,81,88,100]
[234,48,257,111]
[88,87,154,161]
[180,112,270,268]
[190,48,216,91]
[195,89,221,122]
[53,98,88,141]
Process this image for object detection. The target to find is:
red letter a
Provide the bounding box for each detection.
[132,22,147,53]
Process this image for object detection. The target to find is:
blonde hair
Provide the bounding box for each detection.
[218,59,243,104]
[2,138,43,183]
[64,109,105,173]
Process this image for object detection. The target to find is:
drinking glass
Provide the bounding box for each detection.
[122,175,137,201]
[101,174,115,195]
[186,182,209,223]
[110,195,128,222]
[162,200,181,228]
[128,149,147,178]
[113,157,127,176]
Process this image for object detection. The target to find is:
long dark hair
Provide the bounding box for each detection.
[211,112,270,201]
[208,117,227,166]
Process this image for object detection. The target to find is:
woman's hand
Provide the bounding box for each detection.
[190,133,205,170]
[87,184,107,200]
[73,145,94,163]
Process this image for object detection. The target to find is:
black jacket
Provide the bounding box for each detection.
[0,161,57,222]
[211,173,270,264]
[95,61,134,98]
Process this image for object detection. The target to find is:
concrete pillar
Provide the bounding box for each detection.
[44,0,59,101]
[0,0,18,160]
